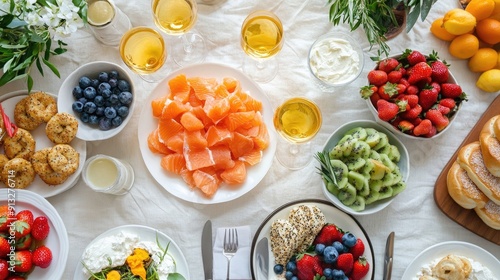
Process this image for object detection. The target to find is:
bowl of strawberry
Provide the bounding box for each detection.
[360,49,467,139]
[0,189,68,279]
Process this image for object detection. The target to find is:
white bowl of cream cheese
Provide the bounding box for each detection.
[308,31,364,91]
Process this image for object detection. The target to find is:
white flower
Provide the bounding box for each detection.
[0,0,11,17]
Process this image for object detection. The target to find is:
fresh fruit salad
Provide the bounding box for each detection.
[360,49,467,138]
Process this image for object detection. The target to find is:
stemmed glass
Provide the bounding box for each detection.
[119,26,167,83]
[240,10,284,83]
[273,97,322,170]
[152,0,205,66]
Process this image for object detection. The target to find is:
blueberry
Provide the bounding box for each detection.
[83,102,97,114]
[273,264,284,274]
[315,243,326,255]
[290,276,298,280]
[72,101,84,113]
[79,76,92,88]
[101,88,112,99]
[108,78,118,88]
[332,269,345,279]
[323,246,339,264]
[332,241,347,254]
[104,107,117,119]
[95,107,105,117]
[99,117,112,131]
[112,87,121,95]
[109,70,119,79]
[72,86,83,99]
[285,271,294,280]
[81,112,90,123]
[89,115,99,125]
[94,95,105,107]
[83,87,97,100]
[323,268,333,279]
[98,71,109,82]
[111,116,122,127]
[341,232,357,248]
[78,97,88,104]
[285,261,296,273]
[109,94,119,105]
[98,82,111,94]
[117,106,129,118]
[117,79,130,91]
[91,78,99,88]
[118,91,133,105]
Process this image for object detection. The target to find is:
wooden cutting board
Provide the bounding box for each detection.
[434,95,500,245]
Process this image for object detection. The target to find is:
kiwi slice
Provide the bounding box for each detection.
[350,141,371,159]
[364,190,380,205]
[387,145,401,163]
[345,127,367,141]
[358,180,370,197]
[378,144,391,156]
[329,145,344,159]
[391,166,403,184]
[326,181,341,196]
[369,179,383,192]
[349,196,366,211]
[369,150,381,161]
[381,172,396,187]
[364,128,380,147]
[338,183,357,206]
[329,159,349,189]
[373,132,389,151]
[378,186,394,200]
[379,154,396,172]
[360,158,374,176]
[348,171,367,191]
[391,181,407,196]
[344,157,366,171]
[369,159,389,180]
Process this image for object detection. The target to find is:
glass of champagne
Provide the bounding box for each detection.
[273,97,322,170]
[240,10,284,83]
[119,26,167,83]
[152,0,205,66]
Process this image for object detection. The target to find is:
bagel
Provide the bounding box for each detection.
[457,141,500,205]
[45,112,78,144]
[1,158,35,189]
[47,144,79,175]
[474,200,500,230]
[447,161,488,209]
[13,97,43,131]
[26,91,57,123]
[479,115,500,177]
[3,128,36,160]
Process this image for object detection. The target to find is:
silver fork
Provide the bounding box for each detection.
[222,228,239,280]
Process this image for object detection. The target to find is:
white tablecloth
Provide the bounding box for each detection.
[1,0,499,279]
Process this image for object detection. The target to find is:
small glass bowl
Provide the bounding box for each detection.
[308,31,365,92]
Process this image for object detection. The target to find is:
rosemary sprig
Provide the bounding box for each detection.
[314,151,338,187]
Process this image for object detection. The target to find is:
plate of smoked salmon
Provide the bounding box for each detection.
[138,63,277,204]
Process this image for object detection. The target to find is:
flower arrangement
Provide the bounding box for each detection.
[0,0,88,92]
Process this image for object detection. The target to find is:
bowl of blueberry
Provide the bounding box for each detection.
[57,61,135,141]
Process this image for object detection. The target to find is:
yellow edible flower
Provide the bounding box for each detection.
[126,248,151,280]
[106,270,121,280]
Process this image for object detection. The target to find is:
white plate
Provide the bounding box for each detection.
[0,189,69,279]
[402,241,500,279]
[0,90,87,198]
[138,62,277,204]
[250,199,374,280]
[73,224,190,280]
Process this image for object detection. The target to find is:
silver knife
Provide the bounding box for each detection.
[383,231,395,280]
[202,220,213,280]
[256,237,269,279]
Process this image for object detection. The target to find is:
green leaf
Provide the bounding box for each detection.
[27,75,33,93]
[42,58,60,78]
[0,43,28,49]
[36,58,44,76]
[3,57,14,73]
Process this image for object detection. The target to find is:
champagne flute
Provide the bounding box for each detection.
[119,26,167,83]
[152,0,205,66]
[273,97,322,170]
[240,10,284,83]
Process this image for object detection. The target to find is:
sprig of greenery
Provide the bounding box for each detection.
[314,151,338,187]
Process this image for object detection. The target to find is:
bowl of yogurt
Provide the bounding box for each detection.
[308,31,364,91]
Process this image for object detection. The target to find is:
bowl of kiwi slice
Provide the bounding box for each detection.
[316,120,410,215]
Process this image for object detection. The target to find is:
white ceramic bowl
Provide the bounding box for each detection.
[366,54,463,140]
[57,61,135,141]
[0,189,68,278]
[320,120,410,216]
[308,31,365,91]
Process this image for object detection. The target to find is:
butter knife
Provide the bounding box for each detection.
[256,237,269,279]
[383,231,395,280]
[202,220,213,280]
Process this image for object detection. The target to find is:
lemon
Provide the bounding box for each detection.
[477,69,500,92]
[430,17,457,41]
[468,47,498,72]
[443,9,477,35]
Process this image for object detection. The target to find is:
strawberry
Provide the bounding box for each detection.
[0,259,8,280]
[413,119,433,136]
[369,92,381,107]
[12,220,30,239]
[15,210,33,228]
[359,85,377,99]
[376,99,400,121]
[296,254,323,280]
[32,245,52,268]
[349,238,365,260]
[439,98,456,109]
[437,104,451,116]
[0,237,9,258]
[418,87,438,111]
[15,234,32,250]
[13,250,32,273]
[378,58,399,73]
[430,81,441,93]
[398,94,419,108]
[400,104,422,120]
[430,60,449,83]
[336,253,354,275]
[0,205,14,233]
[395,83,407,95]
[441,83,464,99]
[378,83,398,100]
[406,85,419,95]
[404,49,426,65]
[7,277,26,280]
[387,70,402,83]
[351,257,370,280]
[424,124,438,138]
[426,109,450,131]
[367,70,388,87]
[314,224,343,245]
[31,216,49,241]
[407,62,432,85]
[398,120,414,133]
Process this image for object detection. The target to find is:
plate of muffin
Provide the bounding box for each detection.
[0,90,86,197]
